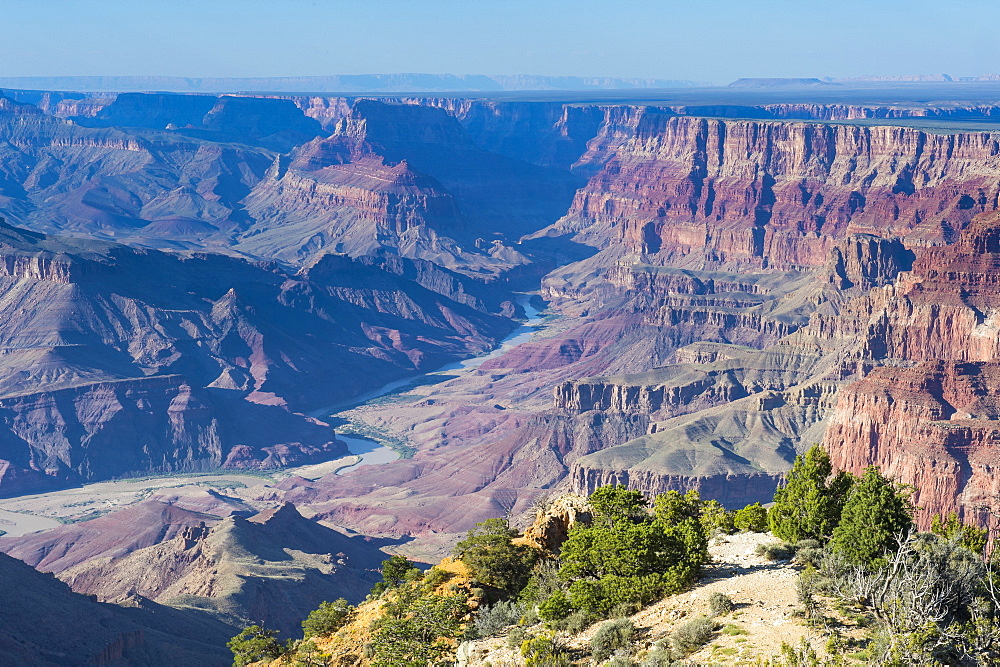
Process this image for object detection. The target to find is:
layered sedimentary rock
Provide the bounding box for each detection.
[0,220,513,493]
[822,212,1000,526]
[3,88,1000,543]
[0,93,275,244]
[548,112,1000,268]
[0,501,226,572]
[42,503,386,635]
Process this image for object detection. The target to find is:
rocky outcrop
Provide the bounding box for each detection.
[0,500,221,572]
[520,494,592,554]
[825,361,1000,528]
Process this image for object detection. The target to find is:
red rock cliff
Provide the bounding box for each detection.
[824,212,1000,528]
[561,112,1000,268]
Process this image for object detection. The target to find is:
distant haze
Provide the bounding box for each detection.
[0,0,997,85]
[0,74,704,94]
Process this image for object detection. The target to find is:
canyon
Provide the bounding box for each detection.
[0,84,999,649]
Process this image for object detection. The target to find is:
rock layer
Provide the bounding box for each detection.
[822,212,1000,527]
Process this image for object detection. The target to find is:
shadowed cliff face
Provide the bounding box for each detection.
[238,100,584,271]
[0,548,233,665]
[0,221,515,493]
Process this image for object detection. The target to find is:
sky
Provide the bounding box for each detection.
[1,0,998,84]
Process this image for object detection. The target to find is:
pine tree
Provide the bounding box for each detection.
[768,445,853,542]
[831,465,913,565]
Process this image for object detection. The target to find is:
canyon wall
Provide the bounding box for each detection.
[554,111,1000,268]
[2,89,1000,535]
[822,212,1000,527]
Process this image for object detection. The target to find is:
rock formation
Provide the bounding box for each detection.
[822,212,1000,527]
[2,87,1000,544]
[39,502,387,635]
[239,99,582,271]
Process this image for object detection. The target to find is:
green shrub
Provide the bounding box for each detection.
[708,592,735,616]
[421,566,452,590]
[756,542,795,560]
[700,500,735,536]
[538,590,572,621]
[292,639,329,666]
[301,598,353,639]
[473,599,525,637]
[830,466,913,566]
[640,647,675,666]
[733,502,769,532]
[518,558,561,607]
[371,554,421,596]
[228,625,284,667]
[721,624,747,636]
[670,614,715,655]
[768,445,854,542]
[556,486,709,619]
[555,609,593,634]
[368,593,467,666]
[590,618,638,662]
[932,512,988,554]
[506,626,528,650]
[793,539,824,568]
[606,657,639,667]
[521,632,571,667]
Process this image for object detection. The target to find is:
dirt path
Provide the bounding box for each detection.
[461,532,822,665]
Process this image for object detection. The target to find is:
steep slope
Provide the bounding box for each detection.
[821,211,1000,527]
[0,500,220,573]
[0,549,232,665]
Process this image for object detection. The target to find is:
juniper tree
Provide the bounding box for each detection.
[768,445,853,542]
[453,517,538,594]
[831,465,913,566]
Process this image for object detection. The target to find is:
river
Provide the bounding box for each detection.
[321,294,546,475]
[0,296,546,533]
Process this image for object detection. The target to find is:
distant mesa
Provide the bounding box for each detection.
[833,73,955,82]
[727,74,980,88]
[727,77,833,88]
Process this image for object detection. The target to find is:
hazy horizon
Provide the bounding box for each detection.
[2,0,998,86]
